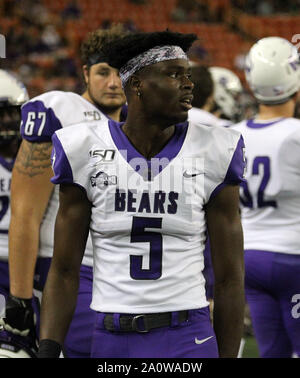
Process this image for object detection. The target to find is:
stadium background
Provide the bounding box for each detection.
[1,0,300,358]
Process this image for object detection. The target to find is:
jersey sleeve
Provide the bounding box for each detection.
[51,133,74,185]
[208,135,246,201]
[20,99,63,143]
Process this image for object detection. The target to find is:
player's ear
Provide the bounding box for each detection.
[128,75,142,98]
[82,65,89,85]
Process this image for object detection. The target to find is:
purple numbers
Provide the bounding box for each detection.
[0,195,9,221]
[240,156,277,208]
[130,216,163,280]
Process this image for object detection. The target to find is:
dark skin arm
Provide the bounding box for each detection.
[39,184,91,345]
[205,184,245,358]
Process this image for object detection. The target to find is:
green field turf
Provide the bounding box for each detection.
[242,336,259,358]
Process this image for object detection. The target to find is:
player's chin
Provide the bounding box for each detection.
[172,109,189,123]
[102,99,125,108]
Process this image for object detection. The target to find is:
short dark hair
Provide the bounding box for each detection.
[101,30,197,71]
[80,24,129,66]
[190,65,214,108]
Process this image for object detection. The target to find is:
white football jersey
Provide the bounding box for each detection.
[0,157,13,261]
[233,117,300,254]
[188,107,232,128]
[217,118,233,128]
[20,91,115,266]
[51,118,244,313]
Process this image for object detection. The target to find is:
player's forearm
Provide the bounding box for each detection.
[8,215,40,298]
[213,279,245,358]
[40,265,79,345]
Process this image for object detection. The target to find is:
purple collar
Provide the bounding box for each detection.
[246,118,284,129]
[108,120,188,179]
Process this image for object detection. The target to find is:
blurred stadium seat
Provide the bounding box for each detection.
[0,0,298,98]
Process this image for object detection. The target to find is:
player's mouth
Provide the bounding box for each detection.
[179,95,193,111]
[105,93,122,98]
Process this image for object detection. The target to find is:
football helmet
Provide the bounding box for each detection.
[245,36,300,104]
[0,70,29,147]
[0,329,37,358]
[209,66,243,121]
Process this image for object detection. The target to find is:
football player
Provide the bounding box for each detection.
[188,64,221,128]
[1,25,127,358]
[0,70,39,357]
[209,66,244,127]
[38,30,245,358]
[188,64,249,358]
[233,36,300,358]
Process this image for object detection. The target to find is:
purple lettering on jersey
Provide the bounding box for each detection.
[167,191,178,214]
[114,190,178,214]
[115,189,126,211]
[51,133,74,185]
[153,191,166,214]
[21,100,63,142]
[127,190,137,212]
[246,118,284,129]
[138,192,151,213]
[208,135,246,202]
[108,120,188,179]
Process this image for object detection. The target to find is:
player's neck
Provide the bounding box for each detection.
[258,99,295,120]
[122,115,175,160]
[105,108,122,122]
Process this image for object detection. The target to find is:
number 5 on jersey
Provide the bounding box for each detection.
[130,216,163,280]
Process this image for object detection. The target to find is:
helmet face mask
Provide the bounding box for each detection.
[245,37,300,104]
[0,70,28,152]
[209,66,244,122]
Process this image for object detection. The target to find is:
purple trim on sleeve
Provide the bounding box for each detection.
[0,156,14,172]
[21,100,63,142]
[51,133,74,185]
[246,118,284,129]
[208,135,246,202]
[108,119,188,179]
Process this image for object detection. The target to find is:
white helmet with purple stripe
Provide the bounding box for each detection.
[245,36,300,104]
[0,70,28,106]
[0,70,29,146]
[209,66,243,121]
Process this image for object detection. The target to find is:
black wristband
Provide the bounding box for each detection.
[8,294,33,307]
[38,339,62,358]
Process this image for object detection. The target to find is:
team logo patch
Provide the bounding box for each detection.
[90,171,117,188]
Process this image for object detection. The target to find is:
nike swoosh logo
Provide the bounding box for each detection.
[195,336,214,345]
[183,170,204,178]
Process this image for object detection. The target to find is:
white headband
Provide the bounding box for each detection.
[119,45,188,87]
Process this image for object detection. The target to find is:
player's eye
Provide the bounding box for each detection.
[98,70,110,76]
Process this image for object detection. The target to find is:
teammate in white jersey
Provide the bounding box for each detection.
[1,25,127,358]
[189,64,249,357]
[233,36,300,358]
[188,64,221,128]
[38,30,245,359]
[209,66,244,127]
[0,70,39,357]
